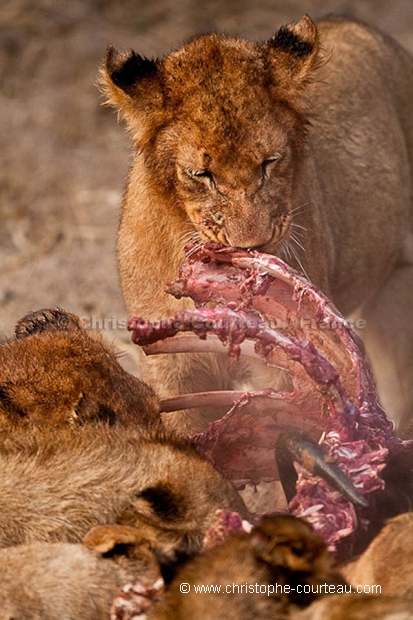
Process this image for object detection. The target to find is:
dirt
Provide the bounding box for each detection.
[1,0,413,373]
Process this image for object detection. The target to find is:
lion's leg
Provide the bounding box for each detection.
[359,264,413,436]
[139,351,231,434]
[140,350,290,435]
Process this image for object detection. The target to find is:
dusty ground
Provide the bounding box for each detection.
[2,0,413,372]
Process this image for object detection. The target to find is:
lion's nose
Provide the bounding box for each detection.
[225,216,274,249]
[227,236,273,249]
[225,225,275,250]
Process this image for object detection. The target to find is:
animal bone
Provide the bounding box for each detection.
[129,243,413,555]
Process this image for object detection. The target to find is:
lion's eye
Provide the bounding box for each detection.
[261,155,282,178]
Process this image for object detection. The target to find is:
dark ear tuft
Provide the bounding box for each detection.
[105,45,158,93]
[268,15,318,59]
[251,515,319,568]
[140,484,185,522]
[0,384,26,418]
[14,308,83,339]
[264,15,320,112]
[270,25,314,58]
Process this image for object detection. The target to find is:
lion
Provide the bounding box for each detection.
[0,423,247,557]
[149,514,346,620]
[0,307,161,430]
[291,594,413,620]
[0,524,161,620]
[101,15,413,435]
[343,512,413,598]
[0,309,248,558]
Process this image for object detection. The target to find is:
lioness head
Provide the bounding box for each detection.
[101,16,321,252]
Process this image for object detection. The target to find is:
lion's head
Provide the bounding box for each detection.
[101,16,321,252]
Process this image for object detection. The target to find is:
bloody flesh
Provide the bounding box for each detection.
[129,243,410,552]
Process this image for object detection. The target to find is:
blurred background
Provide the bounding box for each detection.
[1,0,413,365]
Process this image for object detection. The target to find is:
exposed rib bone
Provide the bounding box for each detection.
[128,242,411,554]
[160,391,247,413]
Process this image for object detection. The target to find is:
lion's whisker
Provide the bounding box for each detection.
[185,241,204,258]
[291,222,308,233]
[284,239,309,281]
[290,232,306,253]
[177,230,197,246]
[290,202,312,217]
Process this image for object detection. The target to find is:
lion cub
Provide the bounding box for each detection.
[0,309,247,555]
[343,512,413,598]
[149,514,346,619]
[102,16,413,434]
[0,524,162,620]
[0,307,160,429]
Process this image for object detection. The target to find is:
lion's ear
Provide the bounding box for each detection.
[83,524,147,555]
[105,46,158,94]
[99,46,165,143]
[265,15,321,110]
[14,308,84,339]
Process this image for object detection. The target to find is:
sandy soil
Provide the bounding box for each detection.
[2,0,413,372]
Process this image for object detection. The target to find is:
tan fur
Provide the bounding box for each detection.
[0,308,247,558]
[0,308,161,429]
[292,594,413,620]
[0,423,247,558]
[343,512,413,598]
[102,16,413,434]
[149,515,346,619]
[0,524,161,620]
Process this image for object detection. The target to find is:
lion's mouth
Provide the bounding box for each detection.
[195,212,292,253]
[257,215,292,253]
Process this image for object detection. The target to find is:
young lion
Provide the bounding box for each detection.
[0,309,247,555]
[343,512,413,598]
[0,524,162,620]
[149,515,346,620]
[0,307,161,430]
[102,16,413,434]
